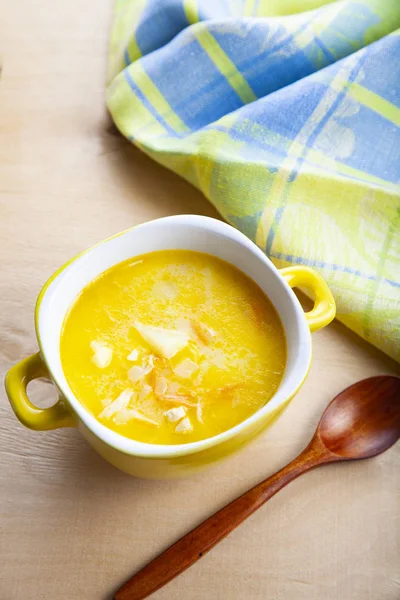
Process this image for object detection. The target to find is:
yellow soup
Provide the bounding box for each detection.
[61,250,286,444]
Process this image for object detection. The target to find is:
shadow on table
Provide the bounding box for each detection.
[100,114,221,222]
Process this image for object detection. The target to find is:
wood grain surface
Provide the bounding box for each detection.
[0,2,399,600]
[114,377,400,600]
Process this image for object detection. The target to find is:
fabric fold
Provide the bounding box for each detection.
[107,0,400,361]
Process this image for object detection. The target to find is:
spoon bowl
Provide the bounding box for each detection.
[114,376,400,600]
[318,376,400,459]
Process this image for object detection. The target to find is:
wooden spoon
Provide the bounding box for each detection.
[114,376,400,600]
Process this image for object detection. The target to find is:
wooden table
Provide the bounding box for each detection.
[1,2,399,599]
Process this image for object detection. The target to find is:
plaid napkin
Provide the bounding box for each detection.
[107,0,400,362]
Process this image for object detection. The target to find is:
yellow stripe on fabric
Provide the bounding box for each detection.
[244,0,257,16]
[125,36,141,66]
[194,28,257,105]
[120,0,146,60]
[248,0,337,17]
[191,126,241,197]
[236,118,399,193]
[107,0,146,83]
[305,148,400,193]
[256,52,360,250]
[183,0,199,24]
[139,124,240,197]
[106,76,167,139]
[362,205,400,338]
[343,81,400,127]
[122,0,147,64]
[131,64,189,134]
[294,3,344,52]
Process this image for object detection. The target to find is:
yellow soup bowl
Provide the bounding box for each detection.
[5,216,335,479]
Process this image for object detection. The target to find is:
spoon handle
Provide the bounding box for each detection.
[114,447,322,600]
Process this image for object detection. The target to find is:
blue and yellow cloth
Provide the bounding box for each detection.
[107,0,400,362]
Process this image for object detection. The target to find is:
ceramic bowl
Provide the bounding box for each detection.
[5,215,335,478]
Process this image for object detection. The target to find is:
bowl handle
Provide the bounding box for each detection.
[280,266,336,332]
[5,352,76,430]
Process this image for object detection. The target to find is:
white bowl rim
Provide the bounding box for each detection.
[35,215,312,459]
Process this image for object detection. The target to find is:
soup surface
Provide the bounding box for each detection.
[61,250,286,444]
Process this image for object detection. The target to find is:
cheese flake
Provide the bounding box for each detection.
[90,341,113,369]
[127,349,139,361]
[128,365,147,383]
[174,358,199,379]
[99,390,133,419]
[134,321,189,359]
[114,408,159,427]
[164,406,186,422]
[175,416,193,433]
